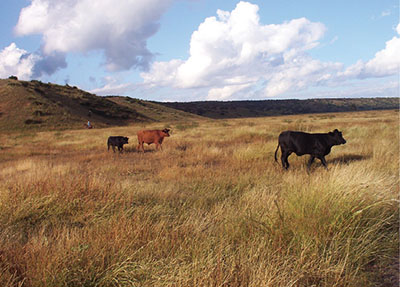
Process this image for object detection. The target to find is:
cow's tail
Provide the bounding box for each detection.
[274,142,280,162]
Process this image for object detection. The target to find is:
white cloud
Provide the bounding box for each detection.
[363,34,400,77]
[207,83,252,100]
[341,23,400,79]
[260,52,344,97]
[90,76,137,96]
[0,42,68,80]
[15,0,175,71]
[0,43,40,80]
[141,2,400,100]
[141,1,335,99]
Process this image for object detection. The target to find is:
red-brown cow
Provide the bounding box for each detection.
[137,128,170,152]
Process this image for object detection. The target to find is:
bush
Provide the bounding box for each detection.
[25,119,42,124]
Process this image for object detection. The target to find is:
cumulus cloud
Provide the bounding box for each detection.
[141,2,399,100]
[142,1,337,99]
[0,43,39,80]
[0,42,68,80]
[341,23,400,79]
[90,76,137,96]
[263,53,344,97]
[15,0,175,71]
[32,51,67,78]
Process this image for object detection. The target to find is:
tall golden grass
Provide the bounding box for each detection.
[0,110,398,286]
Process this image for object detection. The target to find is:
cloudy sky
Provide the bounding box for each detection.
[0,0,398,101]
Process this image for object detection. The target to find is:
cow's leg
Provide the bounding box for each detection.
[112,145,116,153]
[118,146,123,153]
[157,139,164,151]
[138,142,144,152]
[155,142,161,150]
[280,154,286,168]
[307,156,315,169]
[319,156,328,169]
[281,151,290,169]
[284,152,291,169]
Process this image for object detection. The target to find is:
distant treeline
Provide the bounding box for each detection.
[160,98,399,119]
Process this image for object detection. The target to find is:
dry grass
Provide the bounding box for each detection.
[0,110,398,286]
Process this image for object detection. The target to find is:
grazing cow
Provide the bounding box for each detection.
[274,129,346,169]
[137,128,170,152]
[107,136,129,153]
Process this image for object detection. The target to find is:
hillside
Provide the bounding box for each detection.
[161,98,399,119]
[1,77,398,132]
[105,96,202,123]
[0,78,198,132]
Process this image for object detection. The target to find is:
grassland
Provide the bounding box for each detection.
[0,110,398,286]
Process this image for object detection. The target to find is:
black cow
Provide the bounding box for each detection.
[274,129,346,169]
[107,136,129,153]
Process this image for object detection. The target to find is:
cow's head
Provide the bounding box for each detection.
[330,129,346,145]
[123,137,129,144]
[162,128,171,137]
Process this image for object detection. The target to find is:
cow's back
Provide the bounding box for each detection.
[108,136,122,145]
[137,130,161,143]
[108,136,128,145]
[279,131,317,155]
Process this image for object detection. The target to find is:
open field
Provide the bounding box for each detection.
[0,110,398,286]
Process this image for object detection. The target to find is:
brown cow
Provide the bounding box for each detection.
[137,128,170,152]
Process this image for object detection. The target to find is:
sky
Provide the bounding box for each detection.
[0,0,399,102]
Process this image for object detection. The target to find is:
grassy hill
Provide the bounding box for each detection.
[161,98,399,119]
[1,77,398,133]
[105,96,202,123]
[0,78,199,132]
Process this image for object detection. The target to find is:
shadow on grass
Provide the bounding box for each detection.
[303,154,369,172]
[123,146,157,153]
[329,153,370,165]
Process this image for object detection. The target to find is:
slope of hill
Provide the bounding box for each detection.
[1,78,398,132]
[0,79,198,132]
[161,98,399,119]
[106,96,203,123]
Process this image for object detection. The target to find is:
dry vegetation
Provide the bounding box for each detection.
[0,110,398,287]
[0,79,198,132]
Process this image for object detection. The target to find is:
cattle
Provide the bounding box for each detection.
[137,128,170,152]
[107,136,129,153]
[274,129,346,169]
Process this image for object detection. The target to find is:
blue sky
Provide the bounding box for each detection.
[0,0,398,101]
